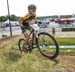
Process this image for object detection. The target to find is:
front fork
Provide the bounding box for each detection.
[32,32,38,49]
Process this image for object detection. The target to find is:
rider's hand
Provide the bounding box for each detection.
[35,21,38,24]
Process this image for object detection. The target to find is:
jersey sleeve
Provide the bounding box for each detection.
[23,14,31,20]
[22,13,36,21]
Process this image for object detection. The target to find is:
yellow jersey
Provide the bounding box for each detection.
[22,13,36,23]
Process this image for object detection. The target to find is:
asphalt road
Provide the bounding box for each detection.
[0,28,75,39]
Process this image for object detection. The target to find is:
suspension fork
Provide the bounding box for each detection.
[32,30,38,49]
[28,30,34,52]
[35,31,39,48]
[31,31,35,49]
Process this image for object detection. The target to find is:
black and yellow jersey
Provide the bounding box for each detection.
[22,13,36,23]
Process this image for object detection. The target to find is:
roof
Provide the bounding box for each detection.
[56,18,75,22]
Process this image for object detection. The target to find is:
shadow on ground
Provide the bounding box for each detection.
[6,49,22,62]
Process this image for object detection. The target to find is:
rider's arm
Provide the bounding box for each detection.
[34,16,38,23]
[35,17,37,22]
[23,14,31,21]
[19,17,23,27]
[30,13,37,23]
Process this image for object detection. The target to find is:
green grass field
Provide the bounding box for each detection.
[0,48,75,72]
[0,37,75,72]
[55,37,75,45]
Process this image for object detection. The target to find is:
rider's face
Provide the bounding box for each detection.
[29,9,36,14]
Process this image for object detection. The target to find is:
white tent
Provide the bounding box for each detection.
[49,22,60,28]
[3,19,19,26]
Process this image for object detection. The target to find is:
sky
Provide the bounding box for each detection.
[0,0,75,17]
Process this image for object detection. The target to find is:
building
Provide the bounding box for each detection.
[55,18,75,27]
[0,19,19,28]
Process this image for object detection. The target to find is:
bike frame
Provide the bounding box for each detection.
[28,29,38,51]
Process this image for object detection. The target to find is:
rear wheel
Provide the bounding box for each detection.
[18,39,29,53]
[37,32,59,59]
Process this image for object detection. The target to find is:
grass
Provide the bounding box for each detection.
[0,36,75,72]
[55,37,75,45]
[39,37,75,45]
[0,48,66,72]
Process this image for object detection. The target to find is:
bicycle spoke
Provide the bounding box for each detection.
[38,32,59,59]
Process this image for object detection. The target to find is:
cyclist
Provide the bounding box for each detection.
[19,4,37,48]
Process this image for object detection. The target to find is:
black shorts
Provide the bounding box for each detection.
[22,21,30,30]
[21,21,32,34]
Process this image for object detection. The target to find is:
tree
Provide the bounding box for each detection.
[10,15,17,21]
[0,16,7,22]
[60,15,73,18]
[6,15,20,21]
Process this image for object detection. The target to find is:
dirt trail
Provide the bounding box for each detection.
[57,55,75,71]
[0,35,23,49]
[0,35,75,72]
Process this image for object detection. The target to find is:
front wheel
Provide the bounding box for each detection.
[37,32,59,59]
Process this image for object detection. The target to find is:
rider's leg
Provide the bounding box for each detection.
[23,27,32,44]
[22,32,30,52]
[23,31,30,44]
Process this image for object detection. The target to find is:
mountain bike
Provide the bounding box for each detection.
[18,24,59,59]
